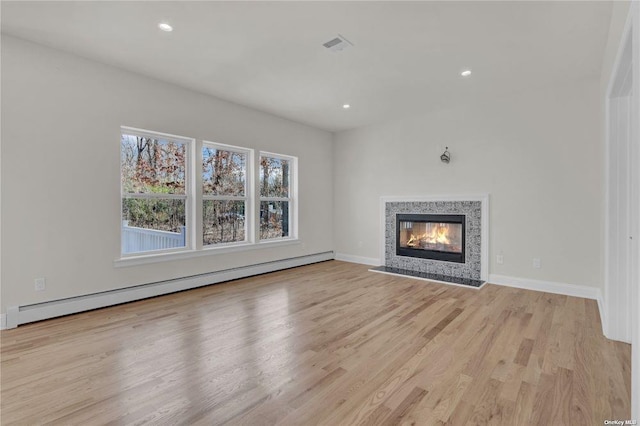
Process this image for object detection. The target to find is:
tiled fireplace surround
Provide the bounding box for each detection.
[378,195,489,284]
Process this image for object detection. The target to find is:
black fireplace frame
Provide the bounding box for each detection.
[396,214,466,263]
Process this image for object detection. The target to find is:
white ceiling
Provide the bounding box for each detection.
[1,1,613,132]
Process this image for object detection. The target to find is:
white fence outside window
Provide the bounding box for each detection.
[121,221,186,254]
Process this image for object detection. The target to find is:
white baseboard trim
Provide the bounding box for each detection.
[488,274,601,300]
[4,251,334,329]
[334,253,380,266]
[598,296,631,344]
[597,293,609,339]
[0,314,6,330]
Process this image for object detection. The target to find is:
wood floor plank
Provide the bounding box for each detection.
[530,373,556,425]
[420,373,473,424]
[379,386,428,426]
[513,381,535,426]
[550,367,574,426]
[0,260,630,425]
[513,338,534,367]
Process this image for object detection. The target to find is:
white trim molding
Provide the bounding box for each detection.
[115,238,301,268]
[596,293,607,339]
[5,252,333,329]
[0,314,6,330]
[334,253,380,266]
[603,2,640,418]
[604,4,637,345]
[489,274,602,300]
[627,1,640,420]
[379,194,490,282]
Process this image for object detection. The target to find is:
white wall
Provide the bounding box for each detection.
[333,78,603,289]
[0,35,333,314]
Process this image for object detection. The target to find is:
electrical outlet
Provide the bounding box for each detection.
[496,254,504,264]
[34,278,46,292]
[533,258,541,269]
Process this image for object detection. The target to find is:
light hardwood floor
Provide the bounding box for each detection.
[0,260,631,425]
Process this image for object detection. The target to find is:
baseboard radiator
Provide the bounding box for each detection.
[5,251,334,329]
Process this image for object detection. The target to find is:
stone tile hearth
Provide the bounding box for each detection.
[370,265,485,288]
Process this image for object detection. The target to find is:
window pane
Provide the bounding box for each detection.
[203,147,246,196]
[121,134,186,195]
[260,201,289,239]
[259,156,290,198]
[203,200,246,245]
[122,198,186,254]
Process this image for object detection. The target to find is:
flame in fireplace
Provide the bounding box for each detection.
[406,224,451,247]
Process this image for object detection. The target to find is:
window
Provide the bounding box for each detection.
[120,128,192,255]
[259,153,295,240]
[202,143,251,245]
[118,127,297,262]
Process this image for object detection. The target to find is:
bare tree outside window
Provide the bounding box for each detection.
[202,145,248,245]
[121,132,189,254]
[259,155,290,239]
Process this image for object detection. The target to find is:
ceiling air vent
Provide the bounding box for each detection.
[323,35,353,52]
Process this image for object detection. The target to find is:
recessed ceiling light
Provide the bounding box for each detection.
[158,23,173,32]
[461,69,472,77]
[343,104,351,109]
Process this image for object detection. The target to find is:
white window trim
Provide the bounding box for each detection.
[258,151,298,242]
[117,130,299,266]
[201,141,254,247]
[119,126,195,258]
[114,238,301,268]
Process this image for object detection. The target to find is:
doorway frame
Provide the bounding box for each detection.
[604,0,639,418]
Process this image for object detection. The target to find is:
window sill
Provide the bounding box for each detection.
[114,238,301,268]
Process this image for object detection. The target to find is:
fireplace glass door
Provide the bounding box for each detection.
[396,214,465,263]
[398,221,463,253]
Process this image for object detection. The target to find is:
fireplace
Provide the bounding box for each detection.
[396,214,465,263]
[375,197,487,286]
